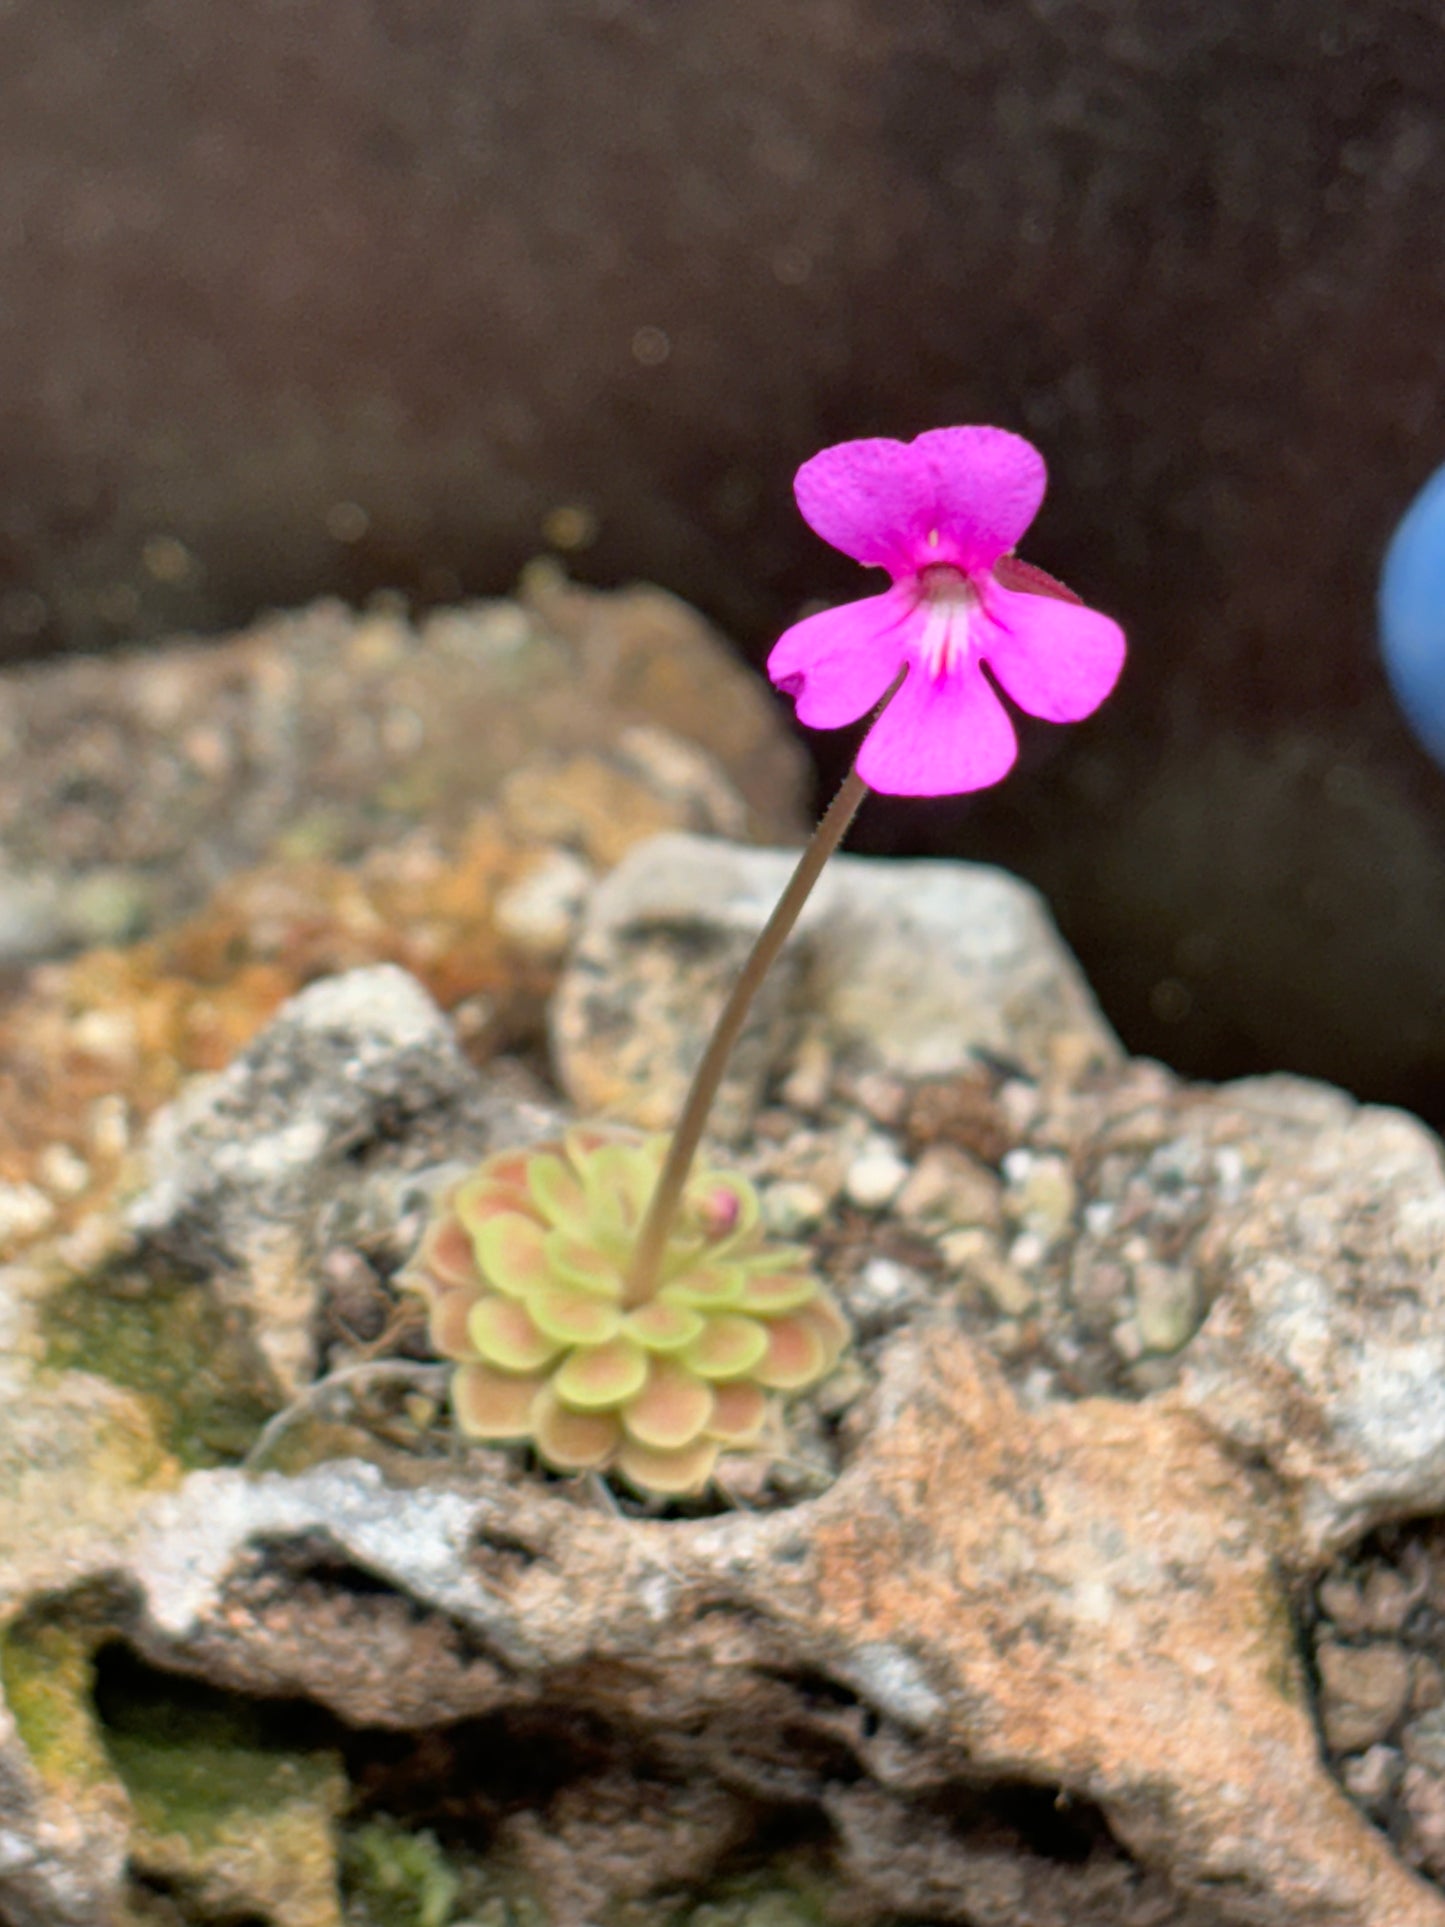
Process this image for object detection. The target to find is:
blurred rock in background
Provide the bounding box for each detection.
[3,0,1445,1110]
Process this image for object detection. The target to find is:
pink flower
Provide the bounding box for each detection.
[768,427,1126,795]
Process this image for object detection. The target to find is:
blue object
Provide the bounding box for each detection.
[1381,460,1445,768]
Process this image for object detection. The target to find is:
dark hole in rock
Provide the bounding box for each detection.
[339,1099,431,1167]
[50,1612,1182,1921]
[982,1779,1119,1867]
[94,1649,550,1828]
[124,1868,270,1927]
[256,1544,427,1602]
[468,1526,550,1586]
[348,1707,619,1823]
[756,1666,863,1716]
[93,1640,344,1761]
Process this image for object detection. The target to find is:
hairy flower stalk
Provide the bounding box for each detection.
[406,424,1125,1496]
[624,755,877,1304]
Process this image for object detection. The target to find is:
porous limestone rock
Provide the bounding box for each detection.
[6,1337,1441,1927]
[1169,1083,1445,1558]
[11,861,1445,1923]
[126,964,559,1397]
[0,581,808,1289]
[0,574,805,971]
[551,832,1121,1138]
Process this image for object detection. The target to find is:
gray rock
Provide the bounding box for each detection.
[1408,1710,1445,1778]
[1318,1640,1414,1753]
[1342,1745,1403,1812]
[1001,1148,1079,1246]
[491,847,595,960]
[1132,1262,1201,1356]
[895,1142,1004,1232]
[14,856,1445,1919]
[4,1333,1435,1927]
[760,1180,828,1237]
[842,1139,910,1212]
[0,581,806,968]
[127,964,557,1393]
[1178,1088,1445,1558]
[552,833,1120,1138]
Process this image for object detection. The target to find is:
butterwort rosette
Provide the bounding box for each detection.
[402,1127,849,1497]
[769,426,1126,794]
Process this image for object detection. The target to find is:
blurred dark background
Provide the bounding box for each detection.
[4,0,1445,1113]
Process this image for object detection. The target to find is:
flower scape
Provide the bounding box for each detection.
[402,1127,849,1496]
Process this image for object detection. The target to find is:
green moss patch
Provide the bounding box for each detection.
[0,1606,113,1792]
[342,1816,463,1927]
[97,1647,346,1927]
[674,1868,830,1927]
[107,1722,340,1852]
[39,1267,277,1469]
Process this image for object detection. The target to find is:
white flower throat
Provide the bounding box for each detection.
[914,561,979,680]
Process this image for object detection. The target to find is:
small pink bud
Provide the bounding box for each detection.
[696,1185,741,1239]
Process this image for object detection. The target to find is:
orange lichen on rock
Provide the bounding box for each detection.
[0,774,717,1258]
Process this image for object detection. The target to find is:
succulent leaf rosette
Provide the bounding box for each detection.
[403,1128,849,1496]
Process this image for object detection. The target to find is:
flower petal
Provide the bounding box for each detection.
[767,590,914,729]
[991,554,1083,604]
[980,583,1127,723]
[855,660,1017,797]
[913,427,1047,571]
[793,437,937,573]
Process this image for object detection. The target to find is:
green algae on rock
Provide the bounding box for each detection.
[0,1606,116,1797]
[39,1265,278,1470]
[342,1816,462,1927]
[99,1656,348,1927]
